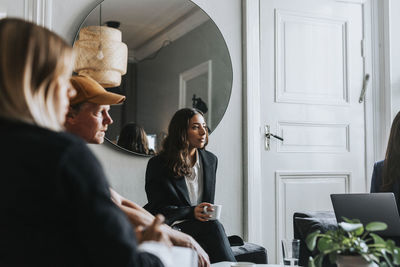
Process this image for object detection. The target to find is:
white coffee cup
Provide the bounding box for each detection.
[203,204,222,220]
[230,262,255,267]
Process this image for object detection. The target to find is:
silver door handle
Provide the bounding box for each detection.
[359,74,370,103]
[266,133,284,141]
[265,125,284,150]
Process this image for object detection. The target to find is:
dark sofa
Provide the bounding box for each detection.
[228,235,268,264]
[293,211,338,267]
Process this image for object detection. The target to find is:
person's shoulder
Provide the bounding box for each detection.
[55,132,107,189]
[374,160,384,170]
[147,154,166,168]
[146,155,170,181]
[0,118,85,149]
[200,149,217,161]
[149,154,162,163]
[46,131,99,171]
[44,130,89,156]
[54,130,86,146]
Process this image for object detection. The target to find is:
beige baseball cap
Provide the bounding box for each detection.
[69,75,126,106]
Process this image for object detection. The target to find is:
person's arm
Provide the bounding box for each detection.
[121,203,210,267]
[160,224,210,267]
[110,188,154,226]
[110,189,210,267]
[61,143,169,267]
[111,188,154,218]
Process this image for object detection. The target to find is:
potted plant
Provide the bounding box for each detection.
[305,218,400,267]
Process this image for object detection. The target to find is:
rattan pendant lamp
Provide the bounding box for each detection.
[73,4,128,87]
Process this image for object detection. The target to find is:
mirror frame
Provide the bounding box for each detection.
[73,0,233,157]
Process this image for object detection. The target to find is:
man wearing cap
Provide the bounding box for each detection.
[65,75,210,267]
[66,75,125,144]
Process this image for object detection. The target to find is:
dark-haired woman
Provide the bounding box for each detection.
[371,111,400,211]
[117,122,153,154]
[144,108,236,263]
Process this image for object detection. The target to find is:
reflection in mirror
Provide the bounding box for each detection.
[75,0,232,156]
[117,123,155,155]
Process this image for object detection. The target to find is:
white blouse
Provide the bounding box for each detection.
[171,150,204,227]
[185,150,204,206]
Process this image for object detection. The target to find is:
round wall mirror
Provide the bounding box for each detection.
[75,0,233,156]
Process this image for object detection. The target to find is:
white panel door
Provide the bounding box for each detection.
[259,0,367,263]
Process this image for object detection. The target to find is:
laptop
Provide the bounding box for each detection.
[331,193,400,237]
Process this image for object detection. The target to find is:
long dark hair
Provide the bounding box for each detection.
[117,123,149,154]
[160,108,208,177]
[382,112,400,191]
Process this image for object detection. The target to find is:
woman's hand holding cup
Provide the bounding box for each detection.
[194,202,213,221]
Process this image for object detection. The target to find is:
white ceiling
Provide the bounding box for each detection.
[81,0,209,58]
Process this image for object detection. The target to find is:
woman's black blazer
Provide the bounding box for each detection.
[144,149,217,225]
[370,160,400,211]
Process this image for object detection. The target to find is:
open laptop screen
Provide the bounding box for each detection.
[331,193,400,237]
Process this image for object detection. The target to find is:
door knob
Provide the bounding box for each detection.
[265,125,284,150]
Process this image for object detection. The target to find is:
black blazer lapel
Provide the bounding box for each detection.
[199,149,215,203]
[171,176,192,206]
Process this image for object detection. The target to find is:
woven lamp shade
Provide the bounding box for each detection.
[73,26,128,88]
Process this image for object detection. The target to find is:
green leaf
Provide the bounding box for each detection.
[354,225,364,236]
[339,222,363,232]
[382,249,395,267]
[342,217,361,224]
[317,237,334,252]
[359,240,368,253]
[392,248,400,265]
[370,233,386,245]
[306,230,321,251]
[314,254,324,267]
[308,256,315,267]
[369,254,380,263]
[386,240,396,251]
[365,221,388,232]
[361,253,371,263]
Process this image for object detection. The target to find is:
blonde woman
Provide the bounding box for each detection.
[0,18,170,267]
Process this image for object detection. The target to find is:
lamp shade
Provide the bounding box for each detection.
[73,26,128,88]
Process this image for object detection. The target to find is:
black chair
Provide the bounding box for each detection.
[293,211,337,267]
[228,235,268,264]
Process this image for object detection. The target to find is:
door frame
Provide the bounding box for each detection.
[179,60,213,128]
[242,0,390,246]
[242,0,263,244]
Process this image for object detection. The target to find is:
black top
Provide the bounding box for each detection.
[0,119,163,267]
[371,160,385,193]
[144,150,217,225]
[371,160,400,211]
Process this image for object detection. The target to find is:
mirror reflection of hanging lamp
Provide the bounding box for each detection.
[73,4,128,88]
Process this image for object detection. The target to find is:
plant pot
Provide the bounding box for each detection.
[336,255,378,267]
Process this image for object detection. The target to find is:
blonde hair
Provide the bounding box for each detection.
[0,18,74,131]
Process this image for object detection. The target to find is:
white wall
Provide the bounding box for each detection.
[390,0,400,119]
[0,0,243,236]
[0,0,23,17]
